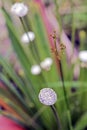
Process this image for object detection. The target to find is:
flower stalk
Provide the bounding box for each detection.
[19,16,40,65]
[50,105,62,130]
[20,16,41,64]
[20,17,31,42]
[51,31,73,130]
[58,61,73,130]
[20,17,36,65]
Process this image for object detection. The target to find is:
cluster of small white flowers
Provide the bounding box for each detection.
[11,2,28,17]
[21,31,35,44]
[38,88,57,106]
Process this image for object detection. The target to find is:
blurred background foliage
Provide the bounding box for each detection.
[0,0,87,130]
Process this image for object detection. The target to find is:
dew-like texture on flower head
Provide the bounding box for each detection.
[21,32,35,44]
[31,65,41,75]
[40,57,53,71]
[11,2,28,17]
[79,50,87,62]
[39,88,57,105]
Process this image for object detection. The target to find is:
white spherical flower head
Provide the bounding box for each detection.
[39,88,57,105]
[79,51,87,62]
[31,65,41,75]
[21,32,35,44]
[11,3,28,17]
[40,57,53,71]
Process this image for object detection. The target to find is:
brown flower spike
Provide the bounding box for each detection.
[50,31,66,60]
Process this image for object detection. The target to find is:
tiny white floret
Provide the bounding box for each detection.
[21,32,35,44]
[40,57,53,71]
[38,88,57,105]
[79,50,87,62]
[11,2,28,17]
[31,65,41,75]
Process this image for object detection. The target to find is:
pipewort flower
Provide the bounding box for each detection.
[31,65,41,75]
[21,31,35,44]
[11,2,28,17]
[38,88,61,130]
[38,88,57,105]
[40,57,53,71]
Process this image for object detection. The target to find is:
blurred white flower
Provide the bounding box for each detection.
[38,88,57,106]
[11,2,28,17]
[31,65,41,75]
[21,32,35,44]
[40,57,53,71]
[79,51,87,62]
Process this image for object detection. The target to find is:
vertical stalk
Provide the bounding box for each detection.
[70,0,75,50]
[20,17,31,41]
[54,0,62,36]
[50,105,62,130]
[52,0,73,128]
[20,17,36,63]
[23,16,41,64]
[58,61,73,130]
[51,30,73,129]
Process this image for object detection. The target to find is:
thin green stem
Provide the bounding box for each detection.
[50,105,62,130]
[54,0,62,40]
[23,16,41,63]
[53,1,73,128]
[20,17,36,64]
[20,17,31,41]
[58,61,73,130]
[70,0,75,50]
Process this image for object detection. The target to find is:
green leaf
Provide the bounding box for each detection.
[0,74,33,115]
[74,113,87,130]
